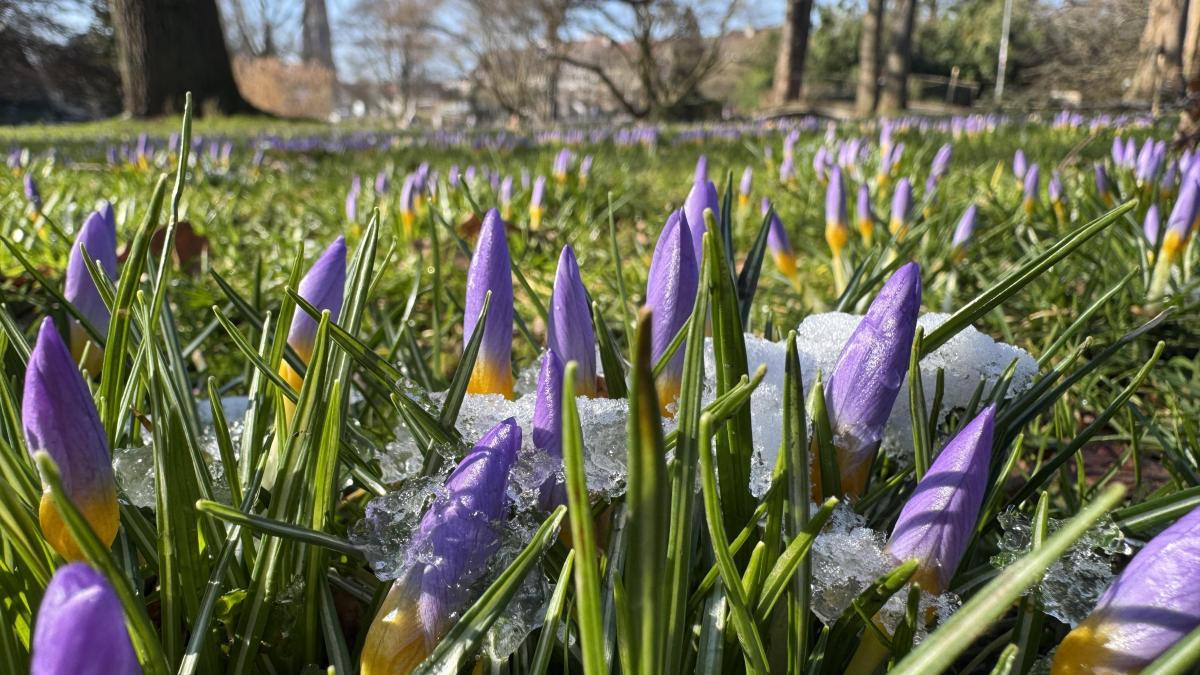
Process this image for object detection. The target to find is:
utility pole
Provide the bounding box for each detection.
[994,0,1014,102]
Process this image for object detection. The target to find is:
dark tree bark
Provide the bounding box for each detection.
[855,0,885,116]
[771,0,813,105]
[1177,0,1200,142]
[878,0,916,113]
[301,0,336,70]
[1128,0,1187,104]
[108,0,253,116]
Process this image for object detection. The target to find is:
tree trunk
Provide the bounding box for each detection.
[1176,0,1200,142]
[301,0,335,70]
[855,0,885,116]
[878,0,917,113]
[1127,0,1186,103]
[108,0,253,116]
[771,0,814,105]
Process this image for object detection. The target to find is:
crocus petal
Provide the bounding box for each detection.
[762,198,797,281]
[32,562,140,675]
[547,245,597,395]
[825,166,849,252]
[645,210,698,413]
[1052,505,1200,674]
[1023,164,1040,213]
[465,209,514,398]
[65,206,119,373]
[822,262,921,497]
[1013,149,1027,180]
[857,184,874,242]
[24,319,118,560]
[287,237,347,366]
[694,155,708,182]
[533,351,566,510]
[889,178,912,237]
[363,418,519,673]
[739,166,753,199]
[1144,203,1161,246]
[952,204,978,251]
[886,405,995,593]
[684,179,720,266]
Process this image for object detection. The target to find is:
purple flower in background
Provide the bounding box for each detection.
[645,210,698,413]
[1022,163,1040,214]
[1144,203,1161,246]
[532,351,566,511]
[762,198,799,286]
[738,166,753,208]
[889,178,913,238]
[1013,149,1027,180]
[400,174,417,237]
[812,147,828,183]
[553,149,572,184]
[925,143,953,193]
[825,166,849,254]
[1161,169,1200,263]
[1123,137,1137,168]
[346,175,361,223]
[361,418,519,674]
[684,179,720,266]
[1049,171,1064,204]
[25,173,42,211]
[694,155,708,183]
[886,405,995,594]
[500,176,514,221]
[579,154,593,186]
[448,165,460,188]
[1052,505,1200,673]
[857,183,875,244]
[465,209,514,398]
[952,204,978,254]
[375,170,390,195]
[821,262,921,498]
[1111,137,1125,166]
[65,204,118,375]
[32,562,140,675]
[8,147,22,171]
[547,245,597,396]
[465,165,477,183]
[780,154,796,185]
[530,175,546,228]
[23,319,119,560]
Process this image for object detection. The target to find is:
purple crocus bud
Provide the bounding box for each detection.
[645,210,698,414]
[738,166,753,207]
[448,165,460,188]
[694,155,708,183]
[762,198,798,285]
[361,418,519,672]
[465,165,477,183]
[1052,505,1200,673]
[886,405,995,593]
[375,170,390,195]
[8,147,22,170]
[1049,171,1064,204]
[23,319,119,560]
[825,166,849,254]
[857,183,874,243]
[25,173,42,211]
[1161,172,1200,263]
[1095,163,1114,207]
[951,204,978,253]
[32,562,140,675]
[1123,137,1137,168]
[399,174,417,237]
[65,205,119,375]
[1022,164,1040,215]
[684,179,720,267]
[780,154,796,185]
[1111,136,1125,166]
[925,143,953,193]
[346,176,361,223]
[547,245,597,396]
[811,147,827,183]
[530,175,546,228]
[532,351,566,511]
[1013,149,1027,180]
[282,236,347,392]
[465,209,514,398]
[821,262,921,498]
[553,149,572,183]
[579,155,593,186]
[500,176,514,221]
[1144,203,1161,246]
[889,177,913,238]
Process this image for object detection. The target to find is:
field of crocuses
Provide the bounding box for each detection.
[3,103,1200,675]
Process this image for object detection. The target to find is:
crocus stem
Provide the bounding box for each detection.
[1148,249,1176,301]
[832,252,847,296]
